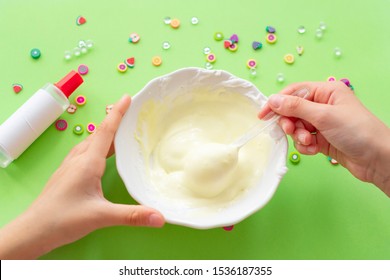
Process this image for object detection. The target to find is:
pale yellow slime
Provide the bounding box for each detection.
[136,90,272,208]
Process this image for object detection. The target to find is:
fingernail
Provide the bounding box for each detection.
[268,95,284,108]
[148,213,165,227]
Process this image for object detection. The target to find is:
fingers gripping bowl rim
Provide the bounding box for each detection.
[115,67,288,229]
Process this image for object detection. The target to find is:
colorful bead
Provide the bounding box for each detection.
[206,53,216,63]
[224,40,232,48]
[73,124,84,135]
[86,123,97,134]
[327,76,336,82]
[252,41,262,50]
[289,151,300,164]
[67,104,77,114]
[12,83,23,94]
[129,33,140,43]
[30,48,41,59]
[77,64,89,75]
[246,59,257,68]
[328,156,338,165]
[223,225,234,231]
[117,63,128,73]
[125,57,135,68]
[266,34,277,44]
[284,54,295,64]
[55,119,68,131]
[76,16,87,26]
[340,78,351,87]
[214,32,224,41]
[230,34,239,43]
[75,95,86,106]
[265,26,276,33]
[170,18,180,29]
[228,43,238,52]
[152,56,162,66]
[296,46,304,56]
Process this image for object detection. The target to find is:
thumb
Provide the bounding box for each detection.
[268,94,326,126]
[101,203,165,228]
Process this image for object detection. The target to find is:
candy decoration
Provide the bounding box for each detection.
[170,18,180,29]
[75,95,86,106]
[86,123,97,134]
[73,124,84,135]
[117,63,128,73]
[77,64,89,75]
[296,46,304,56]
[30,48,41,59]
[214,32,224,41]
[340,78,351,87]
[12,83,23,94]
[266,25,276,33]
[246,59,257,69]
[152,56,162,66]
[76,16,87,26]
[223,225,234,231]
[55,119,68,131]
[206,53,216,63]
[224,40,232,48]
[328,156,339,165]
[230,34,239,43]
[129,33,140,43]
[266,34,277,44]
[289,152,300,164]
[284,54,295,64]
[327,76,337,82]
[125,57,135,68]
[228,43,238,52]
[67,104,77,114]
[252,41,262,50]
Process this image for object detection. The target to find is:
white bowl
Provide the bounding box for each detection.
[115,68,288,229]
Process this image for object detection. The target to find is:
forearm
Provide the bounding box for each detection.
[0,210,55,259]
[371,128,390,197]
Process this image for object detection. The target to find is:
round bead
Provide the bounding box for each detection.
[77,64,89,75]
[266,33,277,44]
[206,53,216,63]
[297,25,306,34]
[129,33,140,43]
[64,51,72,60]
[12,83,23,94]
[152,56,162,66]
[78,40,87,48]
[73,124,84,135]
[296,45,304,56]
[327,76,336,82]
[224,40,233,48]
[214,32,224,41]
[162,41,171,50]
[315,29,323,38]
[276,73,285,83]
[30,48,41,59]
[106,104,114,114]
[55,119,68,131]
[289,152,301,164]
[191,17,199,25]
[203,47,211,54]
[205,62,213,70]
[284,54,295,64]
[265,26,276,33]
[73,47,81,56]
[170,18,180,29]
[75,95,86,106]
[334,47,342,57]
[340,78,351,87]
[230,34,239,43]
[80,47,88,54]
[117,63,128,73]
[76,16,86,26]
[85,40,94,49]
[328,156,338,165]
[163,17,171,24]
[319,21,327,31]
[67,104,77,114]
[249,68,257,76]
[86,123,97,134]
[252,41,262,50]
[228,43,238,52]
[246,59,257,68]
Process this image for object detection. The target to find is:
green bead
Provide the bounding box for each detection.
[73,124,84,135]
[30,48,41,59]
[214,32,224,41]
[289,151,300,164]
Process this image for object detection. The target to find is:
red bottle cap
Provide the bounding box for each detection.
[54,70,84,98]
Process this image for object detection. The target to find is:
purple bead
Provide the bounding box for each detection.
[340,78,351,87]
[252,41,263,50]
[230,34,239,43]
[266,25,276,33]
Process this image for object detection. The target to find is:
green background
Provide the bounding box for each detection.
[0,0,389,259]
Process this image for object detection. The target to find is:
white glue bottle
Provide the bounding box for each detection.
[0,70,84,168]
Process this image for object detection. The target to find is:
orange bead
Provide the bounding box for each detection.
[170,18,180,29]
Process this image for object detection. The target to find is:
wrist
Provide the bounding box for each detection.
[371,128,390,196]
